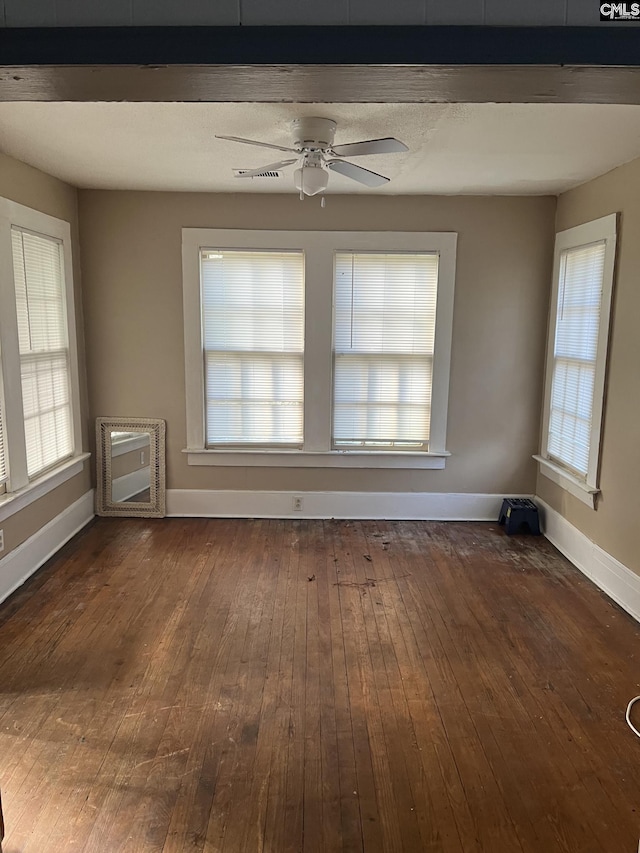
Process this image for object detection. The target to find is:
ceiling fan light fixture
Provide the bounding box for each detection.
[220,116,407,196]
[294,163,329,197]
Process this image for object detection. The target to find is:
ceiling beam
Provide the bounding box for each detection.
[3,64,640,104]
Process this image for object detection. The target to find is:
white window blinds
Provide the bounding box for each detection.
[333,252,439,448]
[201,249,304,446]
[12,228,73,478]
[548,241,606,477]
[0,395,7,485]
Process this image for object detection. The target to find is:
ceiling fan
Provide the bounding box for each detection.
[216,117,408,202]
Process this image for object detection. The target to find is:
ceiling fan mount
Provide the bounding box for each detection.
[215,116,408,200]
[290,116,337,152]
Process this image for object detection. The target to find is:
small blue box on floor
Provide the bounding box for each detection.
[498,498,541,535]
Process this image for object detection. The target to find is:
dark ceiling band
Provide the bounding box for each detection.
[0,25,637,67]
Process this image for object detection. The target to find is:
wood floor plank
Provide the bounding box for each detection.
[1,521,170,852]
[1,517,639,853]
[369,521,476,852]
[449,523,639,849]
[315,523,344,853]
[116,519,248,853]
[225,520,290,853]
[281,521,308,852]
[385,523,529,852]
[349,522,424,853]
[439,524,631,851]
[261,522,300,853]
[362,522,465,853]
[300,521,325,853]
[161,519,262,853]
[203,519,279,852]
[332,522,387,853]
[418,527,585,852]
[324,521,364,853]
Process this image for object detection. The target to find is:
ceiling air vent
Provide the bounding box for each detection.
[233,169,282,178]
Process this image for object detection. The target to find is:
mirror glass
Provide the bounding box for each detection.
[109,430,152,505]
[96,418,165,518]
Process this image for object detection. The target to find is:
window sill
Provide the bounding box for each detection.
[0,452,90,523]
[184,449,449,469]
[534,455,598,509]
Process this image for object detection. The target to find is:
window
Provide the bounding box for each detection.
[12,228,74,477]
[0,392,7,494]
[0,199,84,509]
[183,229,456,469]
[536,214,617,507]
[334,252,438,450]
[201,249,304,447]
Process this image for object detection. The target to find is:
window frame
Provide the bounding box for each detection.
[183,228,457,469]
[0,198,86,520]
[536,213,617,508]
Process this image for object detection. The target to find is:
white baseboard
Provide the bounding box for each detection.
[0,490,95,606]
[112,467,151,502]
[166,489,530,521]
[537,498,640,624]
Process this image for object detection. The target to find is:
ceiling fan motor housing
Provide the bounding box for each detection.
[291,117,337,151]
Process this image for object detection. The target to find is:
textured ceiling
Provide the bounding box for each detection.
[2,102,640,195]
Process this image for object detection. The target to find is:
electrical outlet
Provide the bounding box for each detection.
[0,529,4,553]
[293,496,303,512]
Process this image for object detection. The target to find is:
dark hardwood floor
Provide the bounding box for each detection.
[0,518,638,852]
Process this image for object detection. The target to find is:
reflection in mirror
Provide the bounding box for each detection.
[109,431,152,504]
[96,418,165,517]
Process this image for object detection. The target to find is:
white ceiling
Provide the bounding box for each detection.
[2,102,640,196]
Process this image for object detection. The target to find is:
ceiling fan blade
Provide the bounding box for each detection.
[326,159,390,188]
[235,159,297,178]
[331,137,408,157]
[216,134,298,154]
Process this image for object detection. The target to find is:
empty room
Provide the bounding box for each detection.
[1,17,640,853]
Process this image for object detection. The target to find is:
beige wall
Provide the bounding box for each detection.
[0,152,90,558]
[537,156,640,577]
[2,466,92,554]
[80,191,555,496]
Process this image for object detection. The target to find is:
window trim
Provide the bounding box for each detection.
[182,229,457,468]
[537,213,617,507]
[0,198,83,502]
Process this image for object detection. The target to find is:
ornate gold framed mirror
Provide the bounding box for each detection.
[96,417,166,517]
